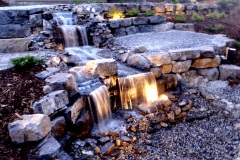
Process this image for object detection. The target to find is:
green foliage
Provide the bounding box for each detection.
[171,0,179,3]
[126,8,140,17]
[217,0,240,10]
[175,15,187,23]
[189,0,195,3]
[72,0,80,4]
[145,9,155,17]
[120,0,125,3]
[108,8,125,19]
[191,12,205,21]
[208,12,226,19]
[11,55,45,68]
[205,24,225,33]
[235,41,240,48]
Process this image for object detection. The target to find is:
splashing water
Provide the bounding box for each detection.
[90,85,112,132]
[118,72,158,110]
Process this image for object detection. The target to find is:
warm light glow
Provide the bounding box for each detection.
[159,94,169,101]
[112,14,121,20]
[144,83,158,105]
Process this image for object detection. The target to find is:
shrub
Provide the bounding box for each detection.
[11,55,45,68]
[175,15,187,23]
[145,9,155,16]
[108,8,125,19]
[126,8,140,17]
[191,12,205,21]
[73,0,80,4]
[235,41,240,48]
[205,24,225,33]
[208,12,226,19]
[171,0,179,3]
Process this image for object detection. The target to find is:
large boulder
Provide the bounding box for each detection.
[145,53,171,67]
[169,48,201,61]
[219,64,240,80]
[172,60,192,73]
[109,20,120,28]
[0,38,31,53]
[198,68,219,81]
[85,58,117,77]
[29,14,43,27]
[51,116,66,138]
[132,17,148,25]
[119,18,132,27]
[8,114,51,143]
[45,73,78,97]
[32,90,69,116]
[162,64,173,74]
[0,24,31,38]
[153,22,174,32]
[191,56,221,69]
[127,55,151,70]
[148,16,166,24]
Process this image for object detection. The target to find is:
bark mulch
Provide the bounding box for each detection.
[0,66,45,160]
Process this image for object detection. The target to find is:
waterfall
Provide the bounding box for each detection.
[90,85,112,132]
[118,72,159,110]
[52,12,88,47]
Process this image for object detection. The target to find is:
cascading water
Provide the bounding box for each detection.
[118,72,159,110]
[90,85,112,132]
[52,12,88,47]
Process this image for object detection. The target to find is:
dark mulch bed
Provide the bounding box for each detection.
[0,0,8,7]
[0,66,45,160]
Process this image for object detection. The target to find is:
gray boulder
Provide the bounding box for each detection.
[133,17,148,25]
[145,53,171,67]
[45,73,78,97]
[149,16,166,24]
[35,67,60,79]
[0,24,31,38]
[126,26,138,35]
[172,60,192,73]
[127,55,151,70]
[198,68,219,81]
[169,48,201,61]
[219,64,240,80]
[0,38,31,53]
[109,20,120,28]
[8,114,51,143]
[119,18,132,27]
[153,22,174,32]
[32,90,69,116]
[30,14,43,27]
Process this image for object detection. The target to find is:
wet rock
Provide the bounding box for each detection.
[51,116,66,138]
[127,55,150,70]
[65,97,84,124]
[198,68,219,81]
[85,58,117,77]
[138,104,151,115]
[156,79,166,95]
[151,114,168,124]
[111,149,121,157]
[86,138,97,147]
[134,46,147,53]
[150,67,162,78]
[169,48,201,61]
[32,90,69,116]
[8,114,51,144]
[172,60,192,73]
[30,14,43,27]
[175,112,187,119]
[191,56,221,69]
[71,111,93,138]
[145,53,171,67]
[45,73,78,97]
[100,142,115,156]
[182,100,193,112]
[120,51,131,63]
[55,151,72,160]
[120,136,132,143]
[162,74,179,90]
[98,137,110,145]
[178,99,188,107]
[0,38,31,53]
[61,55,81,65]
[219,64,240,80]
[29,136,61,159]
[139,117,151,132]
[132,17,148,25]
[153,22,174,32]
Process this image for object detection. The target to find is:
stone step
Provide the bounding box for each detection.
[0,38,31,53]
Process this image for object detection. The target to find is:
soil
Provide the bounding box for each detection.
[0,0,8,7]
[0,66,45,160]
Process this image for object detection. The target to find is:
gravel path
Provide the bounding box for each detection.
[114,30,215,52]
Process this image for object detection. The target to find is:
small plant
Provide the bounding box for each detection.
[11,55,45,68]
[171,0,179,3]
[208,12,226,19]
[191,12,205,21]
[120,0,125,3]
[145,9,155,16]
[72,0,80,4]
[235,41,240,48]
[126,8,140,17]
[175,15,187,23]
[108,8,125,19]
[205,24,225,33]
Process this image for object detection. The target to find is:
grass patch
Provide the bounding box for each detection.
[11,55,45,68]
[145,9,155,16]
[171,0,179,3]
[191,12,205,21]
[235,41,240,48]
[126,8,140,17]
[208,12,226,19]
[205,24,225,33]
[175,15,187,23]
